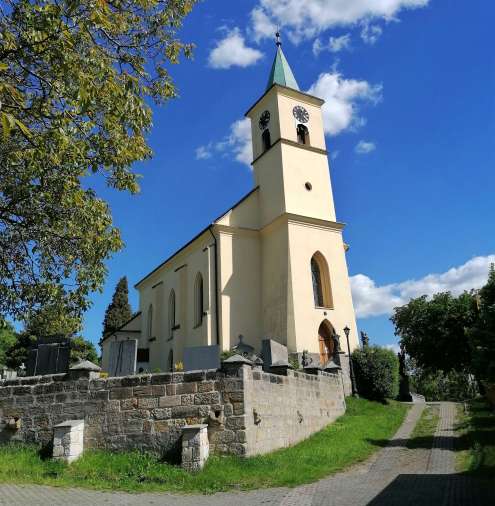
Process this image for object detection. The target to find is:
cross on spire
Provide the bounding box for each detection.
[275,30,282,47]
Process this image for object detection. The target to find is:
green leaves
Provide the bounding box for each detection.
[0,0,196,320]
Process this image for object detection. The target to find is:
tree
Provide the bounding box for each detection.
[0,319,17,367]
[5,302,95,368]
[102,276,132,339]
[70,336,98,365]
[391,292,478,374]
[0,0,196,322]
[468,264,495,382]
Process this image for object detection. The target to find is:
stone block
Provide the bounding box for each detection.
[194,392,221,405]
[137,397,158,409]
[181,394,194,406]
[152,408,172,420]
[175,383,197,395]
[120,398,138,410]
[151,385,166,397]
[109,387,133,400]
[159,395,181,408]
[150,373,172,385]
[171,405,200,418]
[197,381,214,393]
[133,385,152,397]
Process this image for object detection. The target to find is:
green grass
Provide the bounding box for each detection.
[0,398,408,494]
[456,398,495,476]
[406,404,440,449]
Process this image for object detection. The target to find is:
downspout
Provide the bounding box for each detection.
[208,226,220,346]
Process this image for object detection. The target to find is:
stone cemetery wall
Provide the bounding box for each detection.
[0,365,346,458]
[243,367,346,456]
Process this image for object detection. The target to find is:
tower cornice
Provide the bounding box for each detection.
[251,136,328,165]
[245,83,324,118]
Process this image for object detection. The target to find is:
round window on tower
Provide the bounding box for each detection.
[305,182,312,191]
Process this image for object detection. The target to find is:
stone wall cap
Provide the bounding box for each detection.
[54,419,84,428]
[70,360,101,372]
[223,354,253,365]
[183,424,208,431]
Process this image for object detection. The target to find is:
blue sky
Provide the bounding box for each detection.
[84,0,494,351]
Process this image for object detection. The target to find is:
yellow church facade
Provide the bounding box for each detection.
[101,45,359,374]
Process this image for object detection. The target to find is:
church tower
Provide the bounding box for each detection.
[246,36,360,366]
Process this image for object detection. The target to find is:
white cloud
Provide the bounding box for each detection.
[355,140,376,154]
[228,118,253,166]
[208,28,263,69]
[307,71,382,136]
[251,0,429,42]
[250,8,277,42]
[195,145,213,160]
[361,22,383,44]
[313,34,351,56]
[196,118,252,168]
[384,343,401,354]
[351,255,495,319]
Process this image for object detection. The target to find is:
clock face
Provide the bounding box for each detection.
[293,105,309,123]
[258,110,270,130]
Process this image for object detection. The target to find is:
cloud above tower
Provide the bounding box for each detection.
[250,0,429,42]
[307,71,382,136]
[208,28,263,69]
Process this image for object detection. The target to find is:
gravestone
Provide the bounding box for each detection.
[184,345,220,371]
[108,340,137,377]
[26,336,71,376]
[261,339,288,369]
[232,335,256,361]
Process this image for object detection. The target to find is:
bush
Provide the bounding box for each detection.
[352,346,399,401]
[410,368,478,401]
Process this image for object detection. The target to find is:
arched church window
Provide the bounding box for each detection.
[262,129,271,152]
[168,290,176,340]
[194,272,204,327]
[147,304,153,339]
[297,124,310,145]
[311,252,333,308]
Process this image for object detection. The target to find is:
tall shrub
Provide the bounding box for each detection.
[352,346,399,401]
[102,277,132,339]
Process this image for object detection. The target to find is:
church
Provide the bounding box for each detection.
[101,41,360,374]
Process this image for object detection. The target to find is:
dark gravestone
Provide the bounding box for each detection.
[261,339,288,369]
[26,336,71,376]
[108,340,137,377]
[184,345,220,371]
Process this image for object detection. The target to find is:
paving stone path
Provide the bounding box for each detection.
[0,402,492,506]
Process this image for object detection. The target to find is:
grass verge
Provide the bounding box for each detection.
[456,398,495,476]
[406,404,439,449]
[0,398,408,494]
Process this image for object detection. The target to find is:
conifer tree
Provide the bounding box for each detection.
[102,277,132,339]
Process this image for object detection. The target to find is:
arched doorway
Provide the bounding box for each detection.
[318,320,335,366]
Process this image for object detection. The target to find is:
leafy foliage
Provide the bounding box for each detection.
[468,265,495,382]
[102,276,132,339]
[5,304,97,367]
[0,0,196,321]
[70,336,98,365]
[391,292,478,374]
[409,366,478,402]
[0,319,18,367]
[352,346,399,401]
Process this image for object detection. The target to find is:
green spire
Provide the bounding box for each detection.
[266,34,299,91]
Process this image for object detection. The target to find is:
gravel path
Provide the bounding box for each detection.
[0,402,492,505]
